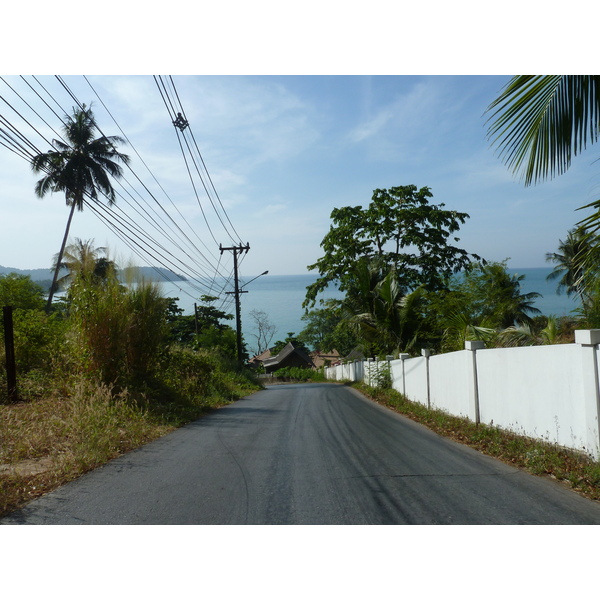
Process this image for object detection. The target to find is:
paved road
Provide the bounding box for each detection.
[3,383,600,524]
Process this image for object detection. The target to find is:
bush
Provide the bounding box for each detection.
[272,366,325,381]
[67,273,169,385]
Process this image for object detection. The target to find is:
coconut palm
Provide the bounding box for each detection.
[545,228,596,307]
[31,104,130,311]
[340,259,426,355]
[52,237,117,291]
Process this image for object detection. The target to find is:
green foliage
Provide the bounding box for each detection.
[10,309,67,373]
[0,273,45,310]
[423,261,544,352]
[546,228,595,303]
[67,270,169,385]
[165,295,236,358]
[339,260,429,356]
[298,299,358,356]
[192,325,238,360]
[486,76,600,187]
[305,185,480,306]
[272,366,325,381]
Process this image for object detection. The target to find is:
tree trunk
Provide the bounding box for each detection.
[46,201,77,313]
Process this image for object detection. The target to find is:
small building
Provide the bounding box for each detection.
[261,342,315,373]
[309,349,340,369]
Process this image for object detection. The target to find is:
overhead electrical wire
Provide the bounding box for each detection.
[154,75,244,246]
[81,75,221,266]
[166,75,244,244]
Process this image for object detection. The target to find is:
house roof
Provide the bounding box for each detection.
[249,348,272,364]
[262,342,314,370]
[309,349,340,368]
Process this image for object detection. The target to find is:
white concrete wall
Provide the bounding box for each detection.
[324,332,600,458]
[429,350,473,419]
[401,356,429,407]
[475,344,595,454]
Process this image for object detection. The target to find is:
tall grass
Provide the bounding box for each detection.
[67,269,168,385]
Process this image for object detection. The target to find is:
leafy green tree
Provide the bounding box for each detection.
[0,273,45,310]
[166,296,233,343]
[31,104,130,310]
[305,185,480,307]
[453,261,542,329]
[298,299,359,356]
[426,261,543,352]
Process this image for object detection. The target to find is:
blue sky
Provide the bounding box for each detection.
[2,74,599,286]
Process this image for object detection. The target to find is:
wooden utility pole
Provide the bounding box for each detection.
[3,306,18,403]
[220,243,250,363]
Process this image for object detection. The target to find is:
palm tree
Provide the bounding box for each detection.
[545,228,596,306]
[31,104,130,311]
[340,259,426,355]
[52,237,117,291]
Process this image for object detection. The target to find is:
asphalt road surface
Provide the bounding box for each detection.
[4,382,600,525]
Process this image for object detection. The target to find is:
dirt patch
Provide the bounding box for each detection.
[0,457,55,477]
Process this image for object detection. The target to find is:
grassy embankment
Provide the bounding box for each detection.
[355,382,600,502]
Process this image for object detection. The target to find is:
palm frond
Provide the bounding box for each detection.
[486,75,600,186]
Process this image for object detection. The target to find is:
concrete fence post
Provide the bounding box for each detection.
[421,349,431,408]
[367,358,374,387]
[465,340,485,425]
[575,330,600,458]
[398,353,410,397]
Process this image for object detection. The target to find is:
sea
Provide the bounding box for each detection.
[159,268,580,348]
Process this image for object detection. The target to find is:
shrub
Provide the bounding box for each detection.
[273,366,325,381]
[67,273,169,385]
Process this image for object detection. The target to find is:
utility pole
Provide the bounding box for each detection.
[3,306,18,403]
[220,243,250,363]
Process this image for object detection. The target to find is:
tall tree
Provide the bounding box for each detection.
[248,309,277,356]
[304,185,480,307]
[31,104,130,311]
[546,228,596,307]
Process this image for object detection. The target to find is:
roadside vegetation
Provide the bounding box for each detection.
[0,261,261,518]
[271,366,326,382]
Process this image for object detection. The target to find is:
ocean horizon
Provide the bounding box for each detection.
[159,268,581,353]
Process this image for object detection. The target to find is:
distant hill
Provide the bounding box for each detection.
[0,265,186,283]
